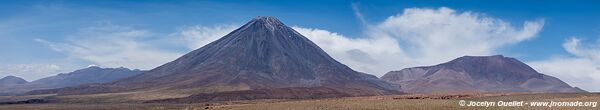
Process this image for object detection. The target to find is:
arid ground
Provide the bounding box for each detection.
[1,93,598,110]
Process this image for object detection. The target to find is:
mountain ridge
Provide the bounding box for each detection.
[0,66,143,95]
[381,55,585,93]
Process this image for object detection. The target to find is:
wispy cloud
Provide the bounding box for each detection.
[35,23,183,70]
[34,23,240,71]
[351,2,368,27]
[530,37,600,91]
[172,25,238,50]
[0,64,69,81]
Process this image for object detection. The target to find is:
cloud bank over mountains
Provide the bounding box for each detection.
[296,7,544,76]
[16,7,598,91]
[33,7,545,77]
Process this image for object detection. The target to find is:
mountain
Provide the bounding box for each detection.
[31,16,401,101]
[25,66,144,89]
[381,55,585,93]
[0,76,28,85]
[0,66,143,95]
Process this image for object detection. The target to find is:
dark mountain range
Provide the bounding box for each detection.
[0,66,143,95]
[30,16,401,101]
[0,76,28,85]
[381,55,585,93]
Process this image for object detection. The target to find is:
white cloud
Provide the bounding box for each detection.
[351,3,367,26]
[529,37,600,91]
[35,23,239,71]
[175,25,237,49]
[0,64,69,81]
[295,7,544,76]
[563,37,600,62]
[293,27,408,75]
[36,24,183,70]
[375,7,543,66]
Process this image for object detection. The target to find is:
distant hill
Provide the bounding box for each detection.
[381,55,585,93]
[0,66,143,95]
[0,76,28,85]
[30,16,401,102]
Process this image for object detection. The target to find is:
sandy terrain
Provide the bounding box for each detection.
[0,93,598,110]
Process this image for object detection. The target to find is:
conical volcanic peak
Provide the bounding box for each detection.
[252,16,285,27]
[42,16,401,97]
[234,16,289,33]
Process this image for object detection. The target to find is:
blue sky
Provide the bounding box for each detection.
[1,0,600,91]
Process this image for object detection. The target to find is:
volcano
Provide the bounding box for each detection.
[32,16,400,101]
[381,55,585,93]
